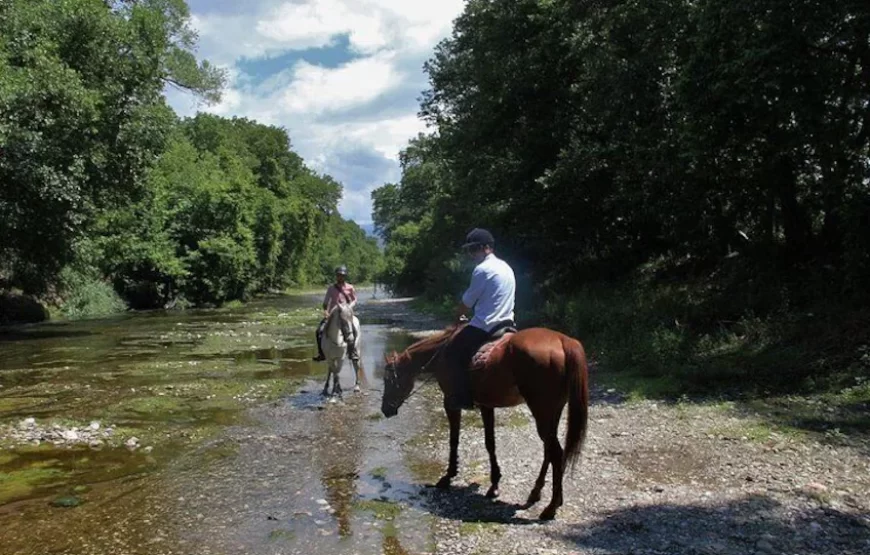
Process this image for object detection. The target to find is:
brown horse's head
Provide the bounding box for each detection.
[381,351,413,418]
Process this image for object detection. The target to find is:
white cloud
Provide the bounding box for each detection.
[279,53,403,115]
[193,0,465,62]
[339,185,379,225]
[257,0,388,54]
[314,115,427,161]
[174,0,466,224]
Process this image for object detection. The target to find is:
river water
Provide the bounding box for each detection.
[0,291,458,555]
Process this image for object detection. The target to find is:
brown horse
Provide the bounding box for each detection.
[380,325,589,520]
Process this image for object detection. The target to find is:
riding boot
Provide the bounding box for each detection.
[443,361,474,411]
[343,332,360,361]
[455,368,474,410]
[312,322,326,361]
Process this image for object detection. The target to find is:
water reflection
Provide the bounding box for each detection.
[0,293,448,555]
[315,402,365,538]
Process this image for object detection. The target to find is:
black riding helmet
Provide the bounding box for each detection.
[461,228,495,250]
[335,265,348,276]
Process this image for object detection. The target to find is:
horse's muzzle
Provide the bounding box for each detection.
[381,405,399,418]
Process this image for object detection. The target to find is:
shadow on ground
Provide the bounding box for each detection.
[558,494,870,555]
[393,481,539,525]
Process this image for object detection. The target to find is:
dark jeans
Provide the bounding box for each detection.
[444,325,490,410]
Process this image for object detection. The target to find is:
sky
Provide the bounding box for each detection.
[166,0,467,226]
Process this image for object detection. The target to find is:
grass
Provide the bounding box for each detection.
[370,466,389,480]
[268,529,296,542]
[539,256,870,405]
[58,268,127,320]
[354,499,402,520]
[0,464,69,505]
[459,521,503,537]
[500,410,530,428]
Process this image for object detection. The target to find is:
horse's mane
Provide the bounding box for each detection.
[391,324,460,364]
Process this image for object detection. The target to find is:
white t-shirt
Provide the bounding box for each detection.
[461,253,516,332]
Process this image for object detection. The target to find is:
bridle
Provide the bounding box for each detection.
[324,305,353,348]
[384,340,449,404]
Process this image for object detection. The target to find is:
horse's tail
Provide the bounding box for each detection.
[563,338,589,472]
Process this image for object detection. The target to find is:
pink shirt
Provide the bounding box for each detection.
[323,283,356,312]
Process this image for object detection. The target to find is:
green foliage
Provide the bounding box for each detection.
[96,116,382,307]
[0,0,381,313]
[376,0,870,296]
[373,0,870,397]
[58,267,127,320]
[0,0,221,295]
[542,260,870,398]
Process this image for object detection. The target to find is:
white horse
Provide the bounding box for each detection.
[320,303,363,398]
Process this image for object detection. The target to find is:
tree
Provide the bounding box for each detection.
[0,0,223,294]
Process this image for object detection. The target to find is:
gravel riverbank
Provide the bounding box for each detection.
[177,297,870,555]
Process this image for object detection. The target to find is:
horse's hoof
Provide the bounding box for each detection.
[539,505,557,521]
[353,385,361,393]
[485,486,500,499]
[524,490,542,507]
[435,476,452,490]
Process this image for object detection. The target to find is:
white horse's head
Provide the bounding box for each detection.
[325,302,354,346]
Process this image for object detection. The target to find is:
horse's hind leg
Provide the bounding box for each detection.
[480,407,501,498]
[539,427,565,521]
[525,446,550,507]
[525,398,565,520]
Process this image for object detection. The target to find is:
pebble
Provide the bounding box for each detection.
[62,430,79,441]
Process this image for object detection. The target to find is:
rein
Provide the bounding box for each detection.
[323,306,353,348]
[398,340,449,402]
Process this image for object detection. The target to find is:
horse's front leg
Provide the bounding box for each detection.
[352,358,362,393]
[332,360,343,398]
[480,407,501,498]
[436,408,461,489]
[321,366,332,397]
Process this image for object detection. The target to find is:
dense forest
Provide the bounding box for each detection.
[374,0,870,395]
[0,0,381,321]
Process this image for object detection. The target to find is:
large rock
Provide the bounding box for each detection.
[0,291,49,324]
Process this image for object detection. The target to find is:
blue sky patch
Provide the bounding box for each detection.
[236,34,359,86]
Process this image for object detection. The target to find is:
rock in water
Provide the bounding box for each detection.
[51,496,83,508]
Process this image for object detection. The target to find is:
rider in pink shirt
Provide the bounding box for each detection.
[313,265,358,362]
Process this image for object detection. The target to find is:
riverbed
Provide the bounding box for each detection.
[2,292,869,555]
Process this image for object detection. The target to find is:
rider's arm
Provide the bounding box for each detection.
[455,302,471,321]
[346,284,358,309]
[459,267,485,320]
[322,287,332,315]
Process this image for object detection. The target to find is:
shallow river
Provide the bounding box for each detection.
[0,291,456,555]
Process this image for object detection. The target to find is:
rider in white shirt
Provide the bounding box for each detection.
[447,228,517,411]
